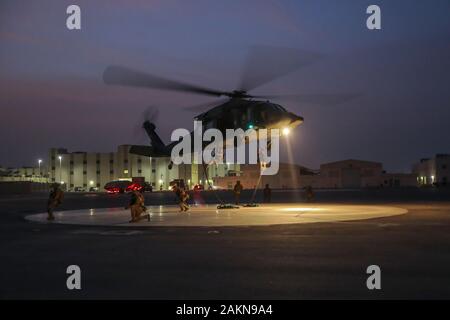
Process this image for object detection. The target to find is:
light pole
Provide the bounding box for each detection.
[149,157,152,185]
[58,155,62,183]
[38,159,42,178]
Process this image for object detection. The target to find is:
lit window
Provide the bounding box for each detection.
[124,169,129,174]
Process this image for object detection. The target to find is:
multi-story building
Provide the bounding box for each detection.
[46,145,239,191]
[48,146,169,190]
[413,154,449,186]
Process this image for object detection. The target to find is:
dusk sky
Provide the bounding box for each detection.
[1,0,449,172]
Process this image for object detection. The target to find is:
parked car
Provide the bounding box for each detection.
[104,180,132,194]
[142,182,153,192]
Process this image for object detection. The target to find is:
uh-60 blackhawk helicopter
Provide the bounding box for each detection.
[103,46,356,164]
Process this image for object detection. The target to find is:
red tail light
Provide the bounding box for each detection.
[125,183,143,192]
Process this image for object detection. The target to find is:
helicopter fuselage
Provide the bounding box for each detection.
[194,98,303,134]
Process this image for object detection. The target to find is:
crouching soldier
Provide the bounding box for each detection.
[173,184,189,212]
[47,183,64,221]
[126,190,150,223]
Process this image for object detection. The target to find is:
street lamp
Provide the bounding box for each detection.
[149,157,152,185]
[38,159,42,177]
[58,155,62,183]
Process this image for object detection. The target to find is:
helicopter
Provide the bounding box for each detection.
[102,46,355,160]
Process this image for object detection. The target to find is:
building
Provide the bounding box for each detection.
[1,145,242,191]
[43,145,239,191]
[213,163,317,190]
[380,173,418,188]
[0,166,49,183]
[213,159,418,190]
[413,154,449,186]
[317,159,383,188]
[49,146,185,191]
[316,159,417,188]
[2,147,424,191]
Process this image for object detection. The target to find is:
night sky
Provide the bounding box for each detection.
[1,0,449,172]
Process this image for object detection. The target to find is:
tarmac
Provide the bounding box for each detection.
[2,189,450,299]
[24,204,407,227]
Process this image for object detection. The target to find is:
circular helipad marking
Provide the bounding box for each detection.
[25,204,407,227]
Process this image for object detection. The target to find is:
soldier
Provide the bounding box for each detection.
[127,190,150,223]
[233,180,243,205]
[263,184,272,203]
[47,183,64,221]
[305,185,315,202]
[173,184,189,212]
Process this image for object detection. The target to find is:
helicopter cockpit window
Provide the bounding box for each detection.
[273,104,287,112]
[255,104,270,123]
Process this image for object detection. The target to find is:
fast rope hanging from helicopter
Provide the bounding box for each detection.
[246,138,272,207]
[200,137,272,208]
[201,162,226,207]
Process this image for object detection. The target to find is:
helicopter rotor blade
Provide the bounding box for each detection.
[254,93,360,106]
[132,105,160,143]
[183,98,230,113]
[239,46,322,92]
[103,65,228,97]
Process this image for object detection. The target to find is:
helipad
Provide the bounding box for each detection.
[25,204,407,227]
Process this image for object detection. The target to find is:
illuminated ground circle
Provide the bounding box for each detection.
[25,204,407,227]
